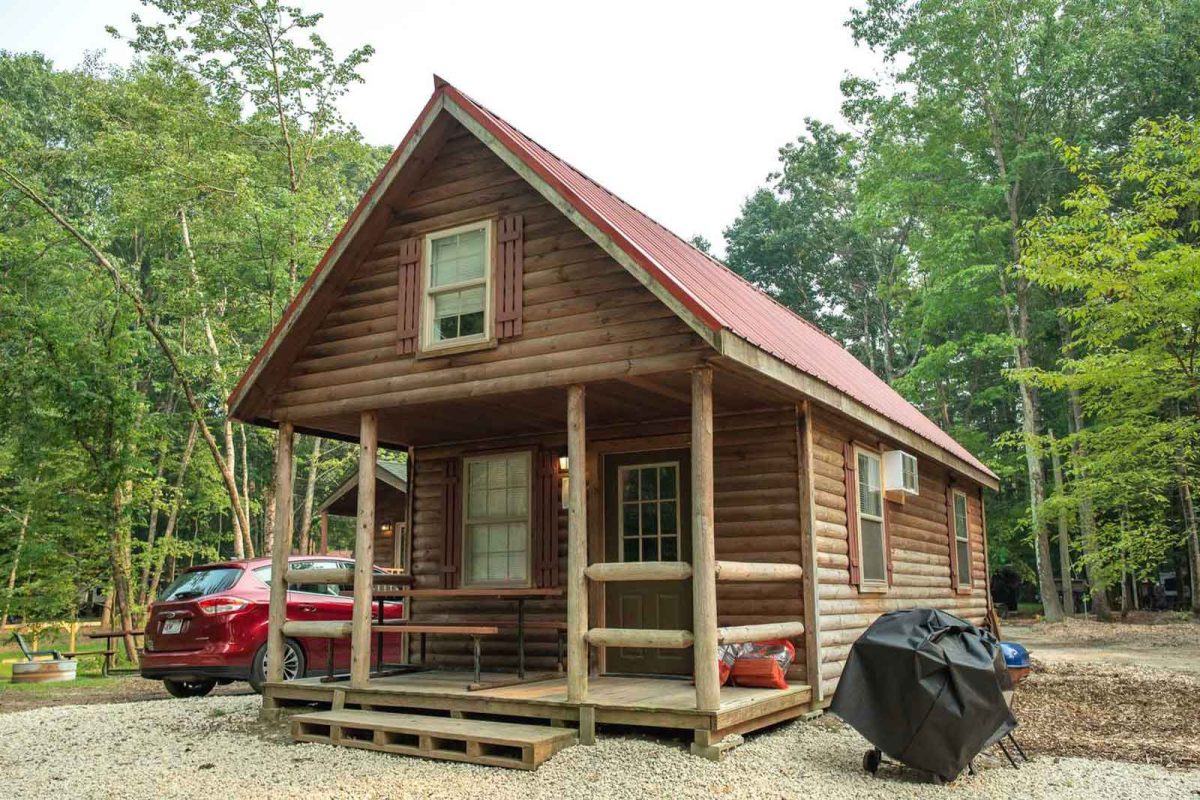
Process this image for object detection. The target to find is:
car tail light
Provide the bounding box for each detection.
[196,595,252,615]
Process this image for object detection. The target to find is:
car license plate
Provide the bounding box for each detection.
[161,619,184,635]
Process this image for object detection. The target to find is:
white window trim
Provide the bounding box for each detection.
[855,445,889,592]
[617,461,682,563]
[461,451,533,588]
[421,219,495,354]
[952,488,973,590]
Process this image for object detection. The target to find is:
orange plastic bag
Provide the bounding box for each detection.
[730,639,795,689]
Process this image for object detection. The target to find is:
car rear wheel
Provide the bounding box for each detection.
[163,678,217,698]
[249,638,305,693]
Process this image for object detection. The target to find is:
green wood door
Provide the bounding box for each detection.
[602,450,694,676]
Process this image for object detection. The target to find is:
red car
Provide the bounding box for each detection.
[141,555,404,697]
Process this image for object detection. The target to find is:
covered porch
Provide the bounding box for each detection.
[259,362,818,760]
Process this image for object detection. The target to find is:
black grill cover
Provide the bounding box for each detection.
[830,608,1016,781]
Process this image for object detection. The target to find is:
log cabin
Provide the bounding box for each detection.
[313,458,408,569]
[229,77,1000,767]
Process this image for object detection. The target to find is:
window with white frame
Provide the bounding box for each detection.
[463,452,531,586]
[953,490,972,588]
[424,221,491,349]
[856,448,888,586]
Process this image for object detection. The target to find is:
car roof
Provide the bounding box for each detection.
[182,554,352,573]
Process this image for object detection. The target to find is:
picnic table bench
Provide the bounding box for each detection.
[81,629,144,676]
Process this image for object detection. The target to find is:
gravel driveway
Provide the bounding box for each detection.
[2,696,1197,800]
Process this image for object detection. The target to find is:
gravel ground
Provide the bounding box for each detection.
[2,696,1197,800]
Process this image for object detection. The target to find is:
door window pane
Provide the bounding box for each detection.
[618,463,681,562]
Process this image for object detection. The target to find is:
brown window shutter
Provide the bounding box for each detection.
[843,442,860,585]
[396,237,422,355]
[441,458,462,589]
[531,450,561,587]
[883,500,894,586]
[494,214,524,339]
[963,490,975,591]
[945,480,959,590]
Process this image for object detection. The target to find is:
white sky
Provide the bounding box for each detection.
[1,0,884,255]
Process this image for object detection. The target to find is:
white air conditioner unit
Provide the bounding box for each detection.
[883,450,919,501]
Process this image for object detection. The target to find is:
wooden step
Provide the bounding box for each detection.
[290,709,577,770]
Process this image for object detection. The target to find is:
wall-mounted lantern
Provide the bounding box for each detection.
[558,454,570,509]
[379,520,394,537]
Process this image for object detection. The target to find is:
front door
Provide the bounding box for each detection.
[603,450,693,676]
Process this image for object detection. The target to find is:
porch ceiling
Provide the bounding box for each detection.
[274,366,797,449]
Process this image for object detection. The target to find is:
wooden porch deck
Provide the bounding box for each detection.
[265,670,812,737]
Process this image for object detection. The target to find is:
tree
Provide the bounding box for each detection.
[1022,117,1200,615]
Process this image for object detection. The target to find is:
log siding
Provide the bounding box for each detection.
[405,408,807,680]
[809,409,988,698]
[266,126,706,420]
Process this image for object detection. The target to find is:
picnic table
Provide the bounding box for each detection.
[82,629,144,676]
[373,587,565,687]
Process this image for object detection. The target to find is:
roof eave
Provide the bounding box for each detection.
[716,331,1000,490]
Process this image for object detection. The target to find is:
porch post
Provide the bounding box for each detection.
[350,410,378,689]
[691,367,720,712]
[566,384,589,704]
[266,421,295,685]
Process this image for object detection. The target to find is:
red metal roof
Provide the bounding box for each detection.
[444,86,995,481]
[230,79,995,483]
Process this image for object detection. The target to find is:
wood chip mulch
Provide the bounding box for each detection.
[1011,657,1200,768]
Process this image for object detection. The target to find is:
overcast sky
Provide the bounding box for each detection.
[2,0,884,255]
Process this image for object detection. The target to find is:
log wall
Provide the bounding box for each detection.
[406,408,807,681]
[266,123,706,420]
[808,408,989,698]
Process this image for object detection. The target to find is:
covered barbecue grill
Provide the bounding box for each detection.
[830,608,1017,783]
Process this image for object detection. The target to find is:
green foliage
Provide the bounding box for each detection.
[0,2,383,625]
[1022,117,1200,582]
[724,0,1200,594]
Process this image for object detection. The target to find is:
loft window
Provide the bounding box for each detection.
[953,490,972,588]
[856,448,888,587]
[423,221,492,350]
[463,452,531,586]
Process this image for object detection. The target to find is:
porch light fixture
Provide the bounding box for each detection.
[558,455,570,509]
[380,520,394,537]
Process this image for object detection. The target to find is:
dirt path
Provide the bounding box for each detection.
[1004,618,1200,674]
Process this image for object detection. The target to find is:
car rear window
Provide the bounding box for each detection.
[160,567,243,601]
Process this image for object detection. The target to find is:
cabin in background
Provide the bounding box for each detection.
[313,458,408,570]
[229,77,999,767]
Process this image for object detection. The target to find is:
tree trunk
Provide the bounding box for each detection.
[100,586,113,629]
[110,482,140,665]
[1120,556,1130,617]
[146,420,199,603]
[240,424,252,552]
[1049,432,1075,616]
[997,266,1062,621]
[1177,465,1200,616]
[225,418,246,559]
[985,100,1062,623]
[298,437,322,555]
[1,495,34,631]
[1067,400,1110,620]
